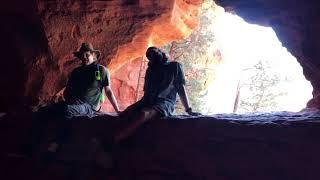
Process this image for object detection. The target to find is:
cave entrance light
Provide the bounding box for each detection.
[203,9,313,114]
[160,2,312,114]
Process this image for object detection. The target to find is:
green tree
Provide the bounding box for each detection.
[161,1,219,114]
[236,60,287,112]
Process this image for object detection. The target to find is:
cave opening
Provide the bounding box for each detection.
[160,1,313,115]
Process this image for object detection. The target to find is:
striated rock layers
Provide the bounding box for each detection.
[215,0,320,109]
[0,0,202,111]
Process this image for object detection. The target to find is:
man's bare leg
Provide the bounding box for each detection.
[114,108,160,143]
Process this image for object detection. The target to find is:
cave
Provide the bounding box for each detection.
[1,0,320,180]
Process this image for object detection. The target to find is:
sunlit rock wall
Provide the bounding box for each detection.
[101,57,142,112]
[3,0,320,111]
[0,0,202,110]
[37,0,202,109]
[214,0,320,109]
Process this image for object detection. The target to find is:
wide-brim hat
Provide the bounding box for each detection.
[73,42,101,60]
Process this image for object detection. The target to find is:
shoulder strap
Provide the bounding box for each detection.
[97,64,105,104]
[96,64,103,87]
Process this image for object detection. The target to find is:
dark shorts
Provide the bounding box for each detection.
[125,98,174,117]
[37,101,95,120]
[152,101,175,117]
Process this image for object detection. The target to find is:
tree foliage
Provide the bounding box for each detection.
[161,1,220,114]
[236,60,287,112]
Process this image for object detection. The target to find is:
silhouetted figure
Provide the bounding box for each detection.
[24,42,120,157]
[115,47,200,143]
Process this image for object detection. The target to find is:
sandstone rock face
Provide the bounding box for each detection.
[2,0,320,111]
[215,0,320,109]
[37,0,202,109]
[101,57,142,112]
[0,0,202,111]
[0,0,50,111]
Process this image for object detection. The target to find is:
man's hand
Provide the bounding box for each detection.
[186,107,202,116]
[177,85,202,116]
[115,109,121,115]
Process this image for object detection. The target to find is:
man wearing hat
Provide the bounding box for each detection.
[65,42,120,113]
[23,43,120,157]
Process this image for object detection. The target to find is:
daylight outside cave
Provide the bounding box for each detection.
[160,1,313,115]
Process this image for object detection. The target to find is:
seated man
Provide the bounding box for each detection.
[25,42,120,154]
[65,42,120,114]
[115,46,200,143]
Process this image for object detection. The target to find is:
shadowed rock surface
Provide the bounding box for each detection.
[1,111,320,180]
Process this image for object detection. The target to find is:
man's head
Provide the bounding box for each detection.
[146,47,166,67]
[73,43,101,65]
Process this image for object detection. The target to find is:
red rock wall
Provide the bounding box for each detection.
[0,0,50,111]
[36,0,202,109]
[101,57,142,112]
[0,0,202,111]
[2,0,320,111]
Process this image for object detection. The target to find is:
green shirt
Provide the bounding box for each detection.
[65,63,110,110]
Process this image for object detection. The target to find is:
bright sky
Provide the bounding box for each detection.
[203,9,313,114]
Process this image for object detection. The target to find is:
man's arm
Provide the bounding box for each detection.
[101,66,120,113]
[177,84,201,116]
[174,62,200,116]
[104,86,120,113]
